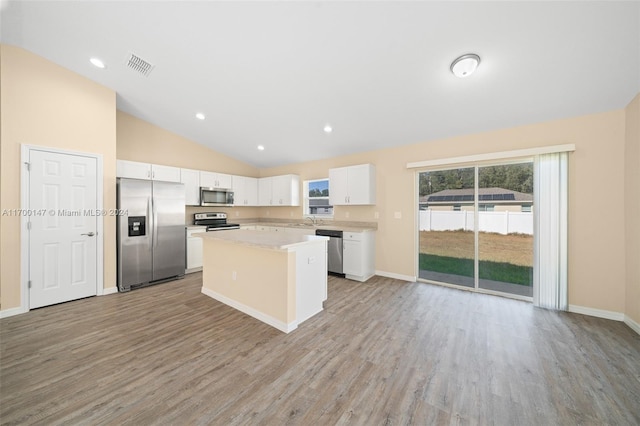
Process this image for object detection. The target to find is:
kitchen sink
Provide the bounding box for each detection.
[290,223,316,227]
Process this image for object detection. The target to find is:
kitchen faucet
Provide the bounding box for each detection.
[306,216,317,225]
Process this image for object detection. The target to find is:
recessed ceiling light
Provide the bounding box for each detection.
[89,57,106,69]
[450,53,480,78]
[195,113,205,120]
[257,145,265,151]
[323,124,333,133]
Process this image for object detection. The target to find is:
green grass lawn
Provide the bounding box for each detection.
[419,253,533,286]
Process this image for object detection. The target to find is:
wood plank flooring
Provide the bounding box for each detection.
[1,273,639,425]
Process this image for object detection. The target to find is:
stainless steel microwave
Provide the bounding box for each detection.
[200,187,234,206]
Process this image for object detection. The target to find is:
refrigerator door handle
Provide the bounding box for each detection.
[147,196,153,251]
[152,196,159,248]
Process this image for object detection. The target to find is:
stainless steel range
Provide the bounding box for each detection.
[193,212,240,231]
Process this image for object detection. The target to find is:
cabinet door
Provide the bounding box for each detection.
[181,168,200,205]
[343,239,362,276]
[345,164,375,205]
[200,171,231,188]
[151,164,181,182]
[271,175,289,205]
[217,173,232,189]
[271,175,300,206]
[329,167,349,205]
[258,177,272,206]
[186,236,204,269]
[200,171,217,188]
[244,177,259,206]
[233,176,258,206]
[116,160,151,180]
[232,175,245,206]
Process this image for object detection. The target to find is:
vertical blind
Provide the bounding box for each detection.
[533,152,569,310]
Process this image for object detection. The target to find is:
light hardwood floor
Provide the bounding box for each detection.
[1,273,639,425]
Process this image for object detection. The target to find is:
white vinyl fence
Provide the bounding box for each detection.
[419,210,533,235]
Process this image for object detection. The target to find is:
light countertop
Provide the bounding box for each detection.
[198,229,329,250]
[240,222,376,233]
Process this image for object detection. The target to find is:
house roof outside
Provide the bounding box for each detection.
[420,187,533,205]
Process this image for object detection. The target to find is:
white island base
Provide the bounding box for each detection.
[199,230,328,333]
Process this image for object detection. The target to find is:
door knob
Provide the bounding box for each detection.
[81,232,95,237]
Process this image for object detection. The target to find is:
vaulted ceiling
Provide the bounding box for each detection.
[2,1,638,168]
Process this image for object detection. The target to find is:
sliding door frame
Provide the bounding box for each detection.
[415,156,534,302]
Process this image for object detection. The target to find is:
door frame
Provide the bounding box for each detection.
[20,144,104,313]
[414,158,535,303]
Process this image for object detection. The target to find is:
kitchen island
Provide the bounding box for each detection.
[198,230,329,333]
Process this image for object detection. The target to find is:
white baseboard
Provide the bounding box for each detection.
[101,286,118,296]
[201,287,297,333]
[568,304,625,321]
[624,315,640,335]
[375,270,416,282]
[0,306,27,319]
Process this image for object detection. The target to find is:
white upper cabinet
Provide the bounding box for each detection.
[258,177,272,206]
[181,168,201,206]
[272,174,300,206]
[329,164,376,205]
[116,160,181,183]
[258,174,300,206]
[232,175,259,206]
[200,171,232,189]
[152,164,182,182]
[117,160,151,180]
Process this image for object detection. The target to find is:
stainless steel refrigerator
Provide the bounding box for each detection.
[117,178,186,292]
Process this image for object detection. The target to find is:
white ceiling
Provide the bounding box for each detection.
[2,1,639,168]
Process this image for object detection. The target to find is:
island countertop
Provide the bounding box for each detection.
[198,229,329,250]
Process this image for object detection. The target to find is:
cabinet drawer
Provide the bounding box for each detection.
[344,232,364,241]
[186,227,207,238]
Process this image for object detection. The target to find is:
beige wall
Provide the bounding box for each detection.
[1,45,117,310]
[262,109,629,314]
[625,93,640,325]
[116,111,261,223]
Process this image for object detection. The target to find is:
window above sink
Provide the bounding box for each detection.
[304,178,333,219]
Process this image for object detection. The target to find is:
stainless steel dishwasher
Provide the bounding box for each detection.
[315,229,344,275]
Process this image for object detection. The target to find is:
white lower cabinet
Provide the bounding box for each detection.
[342,231,375,282]
[186,227,207,273]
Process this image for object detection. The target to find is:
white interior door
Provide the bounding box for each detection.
[28,150,98,309]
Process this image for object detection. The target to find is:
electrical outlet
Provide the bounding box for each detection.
[232,271,237,281]
[235,211,239,217]
[345,211,350,218]
[374,211,379,219]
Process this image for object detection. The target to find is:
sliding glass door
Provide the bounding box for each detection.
[418,167,475,288]
[418,161,534,299]
[477,163,533,297]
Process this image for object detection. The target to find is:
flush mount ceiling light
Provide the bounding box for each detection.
[450,53,480,78]
[89,57,106,69]
[323,124,333,133]
[257,145,265,151]
[195,113,205,120]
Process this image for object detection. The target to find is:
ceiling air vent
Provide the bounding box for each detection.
[126,53,154,77]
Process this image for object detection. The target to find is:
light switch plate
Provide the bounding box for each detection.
[394,211,402,219]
